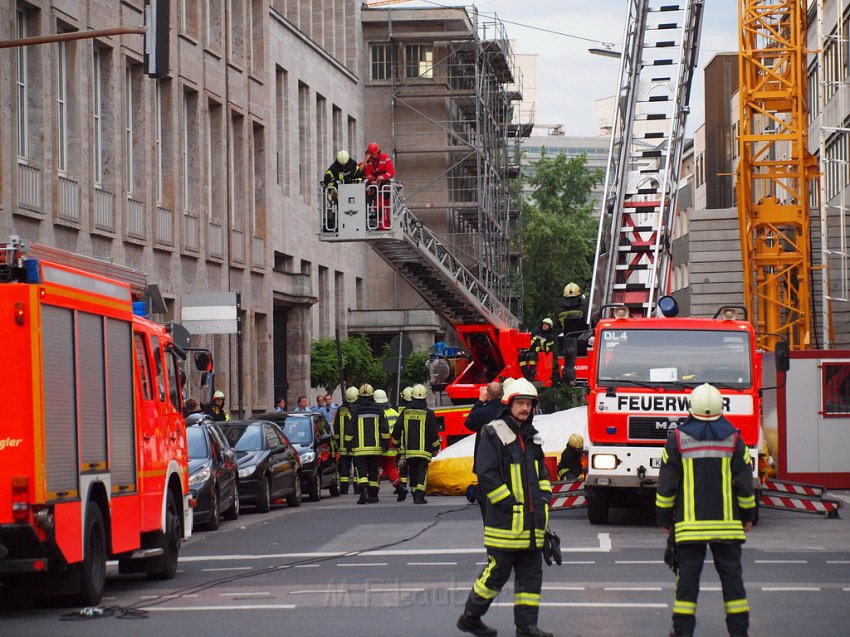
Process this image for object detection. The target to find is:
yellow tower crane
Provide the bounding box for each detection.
[736,0,820,351]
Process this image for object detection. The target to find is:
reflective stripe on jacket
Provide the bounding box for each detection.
[392,401,440,460]
[345,399,389,456]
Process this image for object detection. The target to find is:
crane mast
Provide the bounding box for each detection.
[589,0,704,318]
[736,0,817,351]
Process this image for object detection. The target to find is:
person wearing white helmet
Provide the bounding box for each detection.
[205,390,230,422]
[555,283,590,379]
[322,149,364,231]
[457,377,554,637]
[657,383,755,637]
[520,318,557,381]
[334,386,361,495]
[391,384,439,504]
[345,383,390,504]
[374,389,407,501]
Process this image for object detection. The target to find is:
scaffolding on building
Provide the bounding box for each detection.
[376,6,532,321]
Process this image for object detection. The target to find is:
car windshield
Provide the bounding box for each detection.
[187,426,209,459]
[282,417,313,445]
[596,329,752,388]
[225,424,264,451]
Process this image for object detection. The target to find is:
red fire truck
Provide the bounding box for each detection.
[571,303,788,524]
[0,238,202,604]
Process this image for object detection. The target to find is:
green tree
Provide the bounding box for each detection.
[523,151,603,324]
[310,334,387,393]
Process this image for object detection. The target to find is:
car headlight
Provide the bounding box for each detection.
[238,465,258,478]
[189,466,211,486]
[592,454,619,470]
[300,451,316,464]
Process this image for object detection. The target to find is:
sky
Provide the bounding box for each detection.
[388,0,740,137]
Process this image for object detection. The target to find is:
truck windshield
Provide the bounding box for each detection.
[597,329,752,388]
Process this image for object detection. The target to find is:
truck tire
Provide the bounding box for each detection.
[256,476,272,513]
[76,503,107,605]
[587,490,610,525]
[148,490,182,580]
[223,487,240,521]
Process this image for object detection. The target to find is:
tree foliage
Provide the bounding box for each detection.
[523,151,603,325]
[310,334,387,393]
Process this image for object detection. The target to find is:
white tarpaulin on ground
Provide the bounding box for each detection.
[427,406,588,495]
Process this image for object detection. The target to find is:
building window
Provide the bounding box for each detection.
[125,66,134,194]
[16,10,28,160]
[227,0,244,63]
[180,0,199,38]
[404,44,433,79]
[93,48,103,185]
[808,62,820,124]
[332,105,342,154]
[207,99,225,222]
[57,41,68,174]
[298,81,310,199]
[183,90,199,212]
[155,80,164,203]
[206,0,223,49]
[252,121,266,234]
[347,115,357,154]
[370,43,391,81]
[316,94,327,179]
[275,66,289,193]
[822,362,850,416]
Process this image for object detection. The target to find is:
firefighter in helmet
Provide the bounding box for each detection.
[206,390,230,422]
[657,383,755,637]
[345,383,390,504]
[361,142,395,230]
[519,318,556,381]
[333,386,360,495]
[457,378,554,637]
[392,383,440,504]
[374,389,408,501]
[557,433,585,481]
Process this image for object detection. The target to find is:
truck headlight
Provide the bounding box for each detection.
[592,454,619,470]
[300,451,316,464]
[189,466,211,486]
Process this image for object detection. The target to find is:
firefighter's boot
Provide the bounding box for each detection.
[340,482,349,496]
[456,613,497,636]
[394,481,407,502]
[413,491,428,504]
[357,489,368,505]
[515,626,553,637]
[367,486,380,504]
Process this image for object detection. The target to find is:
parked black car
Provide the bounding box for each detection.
[186,415,239,530]
[253,411,341,501]
[220,420,302,511]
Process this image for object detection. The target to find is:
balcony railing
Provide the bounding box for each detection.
[231,228,245,264]
[58,175,80,223]
[17,163,42,212]
[183,213,200,253]
[208,221,223,258]
[155,205,174,247]
[94,187,115,232]
[252,235,265,269]
[126,196,146,240]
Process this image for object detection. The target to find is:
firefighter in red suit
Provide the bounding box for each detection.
[361,142,395,230]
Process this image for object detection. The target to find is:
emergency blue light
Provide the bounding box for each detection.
[606,426,617,435]
[132,302,149,317]
[24,259,41,284]
[657,295,679,318]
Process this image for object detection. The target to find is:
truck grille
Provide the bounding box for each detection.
[628,416,686,441]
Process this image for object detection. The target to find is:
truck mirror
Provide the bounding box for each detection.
[775,340,790,373]
[194,351,212,372]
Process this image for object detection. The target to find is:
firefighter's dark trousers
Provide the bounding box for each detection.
[673,541,749,637]
[338,454,352,487]
[464,548,543,626]
[406,457,430,493]
[353,455,381,492]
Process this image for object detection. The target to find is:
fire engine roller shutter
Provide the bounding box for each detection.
[41,305,79,499]
[107,319,136,491]
[78,312,108,472]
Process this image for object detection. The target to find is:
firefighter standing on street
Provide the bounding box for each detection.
[205,390,230,422]
[333,386,360,495]
[361,142,395,230]
[374,389,408,501]
[656,383,756,637]
[457,378,554,637]
[392,384,440,504]
[345,383,390,504]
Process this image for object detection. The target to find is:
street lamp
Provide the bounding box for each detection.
[588,47,622,59]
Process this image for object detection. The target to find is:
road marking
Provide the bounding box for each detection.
[140,594,182,599]
[219,592,270,597]
[604,587,664,591]
[598,533,612,552]
[762,587,821,592]
[543,586,586,591]
[701,587,722,591]
[561,561,596,565]
[369,588,426,593]
[475,562,488,565]
[827,560,850,564]
[202,566,253,572]
[294,564,320,568]
[290,589,347,595]
[755,560,808,564]
[336,562,388,567]
[447,587,470,591]
[142,604,296,612]
[614,560,664,564]
[843,588,850,591]
[407,562,458,566]
[493,602,667,609]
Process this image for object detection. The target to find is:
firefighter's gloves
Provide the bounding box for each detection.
[664,533,679,573]
[543,528,562,566]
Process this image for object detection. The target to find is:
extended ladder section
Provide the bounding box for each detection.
[589,0,704,317]
[319,182,519,330]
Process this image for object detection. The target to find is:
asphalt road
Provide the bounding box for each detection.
[2,489,849,637]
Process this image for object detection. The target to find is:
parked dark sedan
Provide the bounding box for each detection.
[253,412,341,501]
[186,416,239,530]
[221,420,302,511]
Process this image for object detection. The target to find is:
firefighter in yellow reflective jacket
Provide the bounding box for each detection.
[345,384,390,504]
[333,386,360,495]
[457,378,553,637]
[375,389,407,501]
[656,383,755,637]
[519,318,556,380]
[391,384,439,504]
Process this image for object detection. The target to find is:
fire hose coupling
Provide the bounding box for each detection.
[79,607,105,617]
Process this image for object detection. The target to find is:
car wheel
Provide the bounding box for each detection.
[75,502,107,605]
[286,472,302,507]
[308,474,321,502]
[223,486,240,521]
[329,471,341,498]
[256,476,272,513]
[205,486,221,531]
[148,489,182,580]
